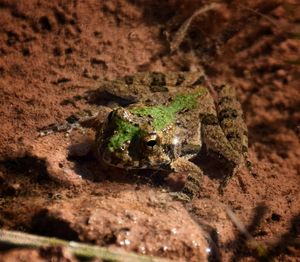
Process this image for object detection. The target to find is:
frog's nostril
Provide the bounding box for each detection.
[146,140,157,147]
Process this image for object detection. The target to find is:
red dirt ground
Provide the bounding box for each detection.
[0,0,299,261]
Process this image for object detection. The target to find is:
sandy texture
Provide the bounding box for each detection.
[0,0,299,261]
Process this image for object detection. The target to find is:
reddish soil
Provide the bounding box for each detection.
[0,0,299,261]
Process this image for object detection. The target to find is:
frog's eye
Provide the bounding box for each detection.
[146,140,157,147]
[143,133,159,151]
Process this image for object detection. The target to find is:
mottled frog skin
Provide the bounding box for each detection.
[93,71,249,201]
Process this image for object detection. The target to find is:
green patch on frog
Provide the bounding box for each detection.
[107,87,206,152]
[131,87,206,130]
[107,116,142,152]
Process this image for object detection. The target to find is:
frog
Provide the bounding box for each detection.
[82,71,250,201]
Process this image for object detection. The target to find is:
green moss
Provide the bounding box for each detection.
[131,105,173,131]
[131,87,206,130]
[107,117,140,152]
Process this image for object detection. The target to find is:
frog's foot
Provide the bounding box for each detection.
[170,157,204,201]
[218,164,239,194]
[218,177,229,195]
[38,110,105,137]
[245,157,257,178]
[169,192,191,202]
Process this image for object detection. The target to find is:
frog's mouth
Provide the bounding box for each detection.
[100,148,172,171]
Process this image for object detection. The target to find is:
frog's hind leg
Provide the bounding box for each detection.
[216,84,248,154]
[216,84,254,181]
[196,84,244,192]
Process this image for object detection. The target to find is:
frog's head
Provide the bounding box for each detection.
[96,107,175,170]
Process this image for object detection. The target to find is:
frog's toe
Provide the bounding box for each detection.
[169,192,191,202]
[218,183,225,195]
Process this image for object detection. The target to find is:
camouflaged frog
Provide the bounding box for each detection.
[85,71,249,201]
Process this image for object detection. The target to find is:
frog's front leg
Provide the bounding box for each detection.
[169,157,204,201]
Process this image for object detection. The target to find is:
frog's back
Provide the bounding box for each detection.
[99,71,209,105]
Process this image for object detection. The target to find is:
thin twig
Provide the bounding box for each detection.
[170,3,222,53]
[0,229,170,262]
[225,207,271,259]
[239,4,279,28]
